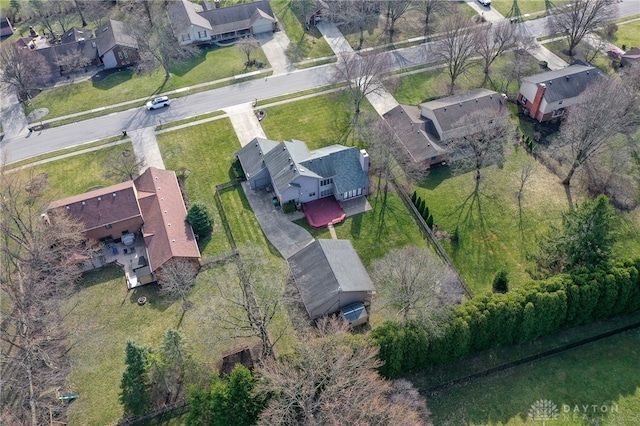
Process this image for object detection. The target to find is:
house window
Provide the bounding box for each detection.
[521,96,528,104]
[198,31,207,38]
[118,51,123,59]
[552,108,565,118]
[308,192,316,197]
[558,100,563,105]
[320,189,333,197]
[105,224,112,229]
[357,188,362,196]
[320,178,332,186]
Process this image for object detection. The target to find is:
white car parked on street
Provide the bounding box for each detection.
[146,96,170,110]
[477,0,491,6]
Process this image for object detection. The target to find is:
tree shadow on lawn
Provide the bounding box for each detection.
[91,69,133,90]
[127,284,171,313]
[168,47,209,78]
[421,166,453,190]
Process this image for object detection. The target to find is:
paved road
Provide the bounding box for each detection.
[3,1,637,164]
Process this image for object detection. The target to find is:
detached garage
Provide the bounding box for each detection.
[288,239,375,323]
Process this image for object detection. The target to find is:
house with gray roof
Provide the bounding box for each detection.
[170,0,277,45]
[288,239,375,323]
[517,63,604,122]
[95,19,139,69]
[236,138,369,205]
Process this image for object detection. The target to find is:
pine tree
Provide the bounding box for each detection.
[120,340,152,416]
[186,203,213,237]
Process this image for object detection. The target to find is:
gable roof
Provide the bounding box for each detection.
[383,104,448,162]
[134,167,200,271]
[521,64,603,103]
[199,0,275,35]
[302,145,369,194]
[61,27,93,44]
[622,47,640,60]
[236,137,280,180]
[95,19,138,56]
[419,88,508,137]
[263,140,312,193]
[48,181,141,232]
[169,0,213,32]
[288,239,374,319]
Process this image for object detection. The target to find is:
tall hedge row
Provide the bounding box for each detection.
[371,258,640,378]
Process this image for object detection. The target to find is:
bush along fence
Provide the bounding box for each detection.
[371,258,640,378]
[393,177,473,299]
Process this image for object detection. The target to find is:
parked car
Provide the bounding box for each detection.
[146,96,170,110]
[477,0,491,6]
[606,48,624,60]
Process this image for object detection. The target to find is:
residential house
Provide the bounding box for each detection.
[288,239,375,324]
[622,47,640,68]
[95,19,139,69]
[0,17,14,37]
[236,138,369,205]
[48,167,200,287]
[517,63,603,122]
[384,88,508,167]
[169,0,277,45]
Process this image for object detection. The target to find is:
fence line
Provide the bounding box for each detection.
[117,399,188,425]
[214,181,240,251]
[390,175,474,299]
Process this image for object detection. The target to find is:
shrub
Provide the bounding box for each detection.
[282,201,297,214]
[492,270,509,293]
[606,23,618,37]
[426,214,434,230]
[186,203,213,237]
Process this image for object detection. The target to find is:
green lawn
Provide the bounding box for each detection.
[393,51,541,103]
[542,39,618,74]
[490,0,569,17]
[607,20,640,49]
[31,46,269,120]
[260,91,368,148]
[415,146,580,294]
[219,186,270,249]
[426,327,640,425]
[61,260,263,425]
[270,0,334,61]
[29,142,134,199]
[157,118,241,258]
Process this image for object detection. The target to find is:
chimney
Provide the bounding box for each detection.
[359,149,369,173]
[530,83,546,122]
[214,0,220,8]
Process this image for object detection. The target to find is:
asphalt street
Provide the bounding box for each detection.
[2,0,638,164]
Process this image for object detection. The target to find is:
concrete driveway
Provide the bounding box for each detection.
[241,181,314,260]
[257,31,293,75]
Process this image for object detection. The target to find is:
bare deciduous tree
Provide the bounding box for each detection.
[157,258,200,311]
[373,246,454,325]
[431,14,478,95]
[476,20,521,78]
[382,0,414,42]
[258,318,428,425]
[550,0,616,57]
[331,51,390,125]
[55,47,92,74]
[447,109,511,182]
[103,149,145,182]
[236,36,260,66]
[79,0,111,29]
[325,0,380,51]
[559,78,639,186]
[417,0,451,36]
[0,44,51,101]
[0,168,92,426]
[212,246,289,361]
[129,2,197,79]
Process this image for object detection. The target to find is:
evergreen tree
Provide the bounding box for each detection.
[120,340,152,416]
[492,270,509,293]
[186,203,213,237]
[426,214,434,230]
[411,191,417,204]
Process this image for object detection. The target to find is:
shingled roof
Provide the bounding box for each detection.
[199,0,275,35]
[169,0,212,33]
[521,64,603,103]
[289,239,374,320]
[95,19,138,56]
[134,168,200,271]
[383,104,448,162]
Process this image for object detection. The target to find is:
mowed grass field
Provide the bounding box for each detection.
[426,328,640,425]
[157,118,240,257]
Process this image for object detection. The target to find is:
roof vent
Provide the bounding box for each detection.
[459,103,463,107]
[97,197,101,201]
[566,76,569,80]
[155,176,158,179]
[164,210,168,213]
[66,206,70,209]
[81,201,86,205]
[168,223,171,226]
[586,70,590,74]
[113,193,117,197]
[443,107,447,111]
[172,239,176,242]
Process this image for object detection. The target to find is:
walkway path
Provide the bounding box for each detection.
[129,127,165,170]
[222,102,266,146]
[256,31,293,75]
[316,21,399,115]
[0,85,28,140]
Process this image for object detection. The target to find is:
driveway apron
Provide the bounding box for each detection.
[256,31,293,75]
[0,86,29,139]
[223,102,266,146]
[130,127,165,170]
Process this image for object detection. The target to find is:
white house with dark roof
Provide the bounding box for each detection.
[517,63,604,122]
[169,0,277,45]
[288,239,375,323]
[236,138,369,205]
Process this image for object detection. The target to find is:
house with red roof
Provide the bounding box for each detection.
[48,167,200,288]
